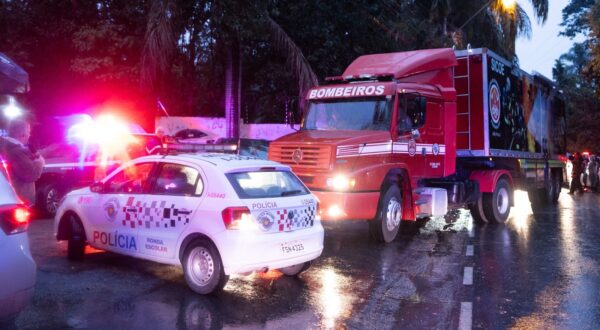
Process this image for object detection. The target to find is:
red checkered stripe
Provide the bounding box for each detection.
[275,204,316,232]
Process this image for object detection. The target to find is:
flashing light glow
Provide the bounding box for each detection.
[67,113,137,168]
[2,97,23,119]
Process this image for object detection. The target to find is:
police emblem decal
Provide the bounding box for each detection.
[103,198,120,222]
[292,148,303,164]
[258,211,275,231]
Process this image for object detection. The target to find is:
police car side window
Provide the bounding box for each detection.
[153,163,201,196]
[105,163,154,194]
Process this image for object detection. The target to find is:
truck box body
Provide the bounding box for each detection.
[454,48,566,159]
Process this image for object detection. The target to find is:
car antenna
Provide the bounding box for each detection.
[157,99,170,117]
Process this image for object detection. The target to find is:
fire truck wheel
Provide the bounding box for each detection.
[280,261,311,276]
[37,183,62,218]
[67,214,86,261]
[469,196,490,224]
[183,239,228,295]
[483,178,512,223]
[548,170,562,205]
[370,185,402,243]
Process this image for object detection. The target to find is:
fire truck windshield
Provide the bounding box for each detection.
[303,97,393,131]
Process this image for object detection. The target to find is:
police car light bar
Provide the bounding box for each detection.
[163,142,238,155]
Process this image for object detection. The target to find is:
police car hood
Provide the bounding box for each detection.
[274,130,390,146]
[67,186,91,196]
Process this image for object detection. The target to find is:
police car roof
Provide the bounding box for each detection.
[139,153,289,172]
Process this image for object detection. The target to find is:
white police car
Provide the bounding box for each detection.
[54,153,324,294]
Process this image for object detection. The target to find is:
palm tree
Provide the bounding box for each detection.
[141,0,317,137]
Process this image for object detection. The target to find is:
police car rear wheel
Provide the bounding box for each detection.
[183,240,228,294]
[280,261,311,276]
[67,214,86,260]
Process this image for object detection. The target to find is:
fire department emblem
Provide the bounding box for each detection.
[408,139,417,157]
[257,211,275,231]
[292,148,303,163]
[432,143,440,156]
[489,79,501,129]
[103,198,119,222]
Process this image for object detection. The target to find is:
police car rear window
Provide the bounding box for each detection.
[226,171,309,199]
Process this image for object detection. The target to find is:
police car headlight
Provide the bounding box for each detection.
[326,175,355,191]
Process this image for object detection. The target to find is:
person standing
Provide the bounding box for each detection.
[0,118,45,206]
[569,152,584,195]
[588,155,599,192]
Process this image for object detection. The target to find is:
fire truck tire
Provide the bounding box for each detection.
[370,185,402,243]
[548,170,562,205]
[280,261,311,276]
[183,239,229,295]
[67,214,86,260]
[469,196,490,224]
[37,182,63,218]
[482,178,512,223]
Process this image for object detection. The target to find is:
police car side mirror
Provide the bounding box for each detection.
[90,181,105,193]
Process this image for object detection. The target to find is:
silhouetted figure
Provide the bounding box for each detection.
[569,152,584,195]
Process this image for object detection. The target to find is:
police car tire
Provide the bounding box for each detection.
[182,240,228,295]
[370,185,402,243]
[67,215,86,260]
[280,261,311,276]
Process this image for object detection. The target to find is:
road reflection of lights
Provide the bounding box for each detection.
[316,267,346,329]
[511,190,532,237]
[559,196,578,277]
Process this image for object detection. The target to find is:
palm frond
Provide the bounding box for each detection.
[141,0,176,90]
[266,15,318,110]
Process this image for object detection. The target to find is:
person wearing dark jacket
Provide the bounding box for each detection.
[569,152,584,195]
[0,118,44,206]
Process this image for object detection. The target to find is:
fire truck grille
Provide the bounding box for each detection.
[269,145,331,169]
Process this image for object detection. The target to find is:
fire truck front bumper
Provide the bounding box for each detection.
[312,190,380,221]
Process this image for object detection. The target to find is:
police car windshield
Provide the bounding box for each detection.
[303,97,392,131]
[226,171,309,199]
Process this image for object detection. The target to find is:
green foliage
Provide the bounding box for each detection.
[554,43,600,152]
[0,0,548,126]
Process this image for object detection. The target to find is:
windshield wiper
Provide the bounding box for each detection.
[281,190,302,196]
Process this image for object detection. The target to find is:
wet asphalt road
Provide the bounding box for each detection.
[470,190,600,329]
[8,188,600,329]
[10,213,470,329]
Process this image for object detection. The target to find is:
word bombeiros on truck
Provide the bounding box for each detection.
[269,48,566,242]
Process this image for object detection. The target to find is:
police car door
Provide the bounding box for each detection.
[84,161,155,256]
[137,161,204,261]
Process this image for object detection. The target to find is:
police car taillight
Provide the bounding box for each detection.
[0,205,30,235]
[221,207,251,230]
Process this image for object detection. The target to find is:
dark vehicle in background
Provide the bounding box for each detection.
[35,133,162,217]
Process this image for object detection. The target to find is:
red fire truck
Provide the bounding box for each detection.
[268,48,566,242]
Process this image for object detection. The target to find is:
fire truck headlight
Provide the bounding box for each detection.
[326,175,355,191]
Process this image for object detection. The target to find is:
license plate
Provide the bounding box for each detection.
[280,241,305,255]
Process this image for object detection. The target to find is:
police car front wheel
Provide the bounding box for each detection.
[182,240,228,294]
[67,214,86,260]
